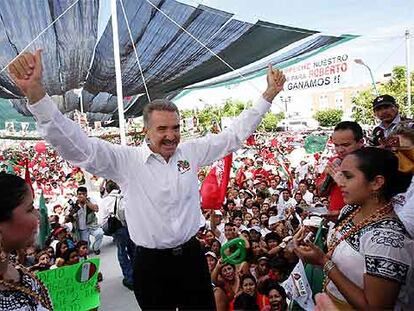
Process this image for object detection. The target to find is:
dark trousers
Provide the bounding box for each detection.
[133,236,215,310]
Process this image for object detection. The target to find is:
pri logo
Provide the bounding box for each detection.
[177,160,190,174]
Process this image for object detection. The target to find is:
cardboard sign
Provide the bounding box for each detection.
[36,259,100,311]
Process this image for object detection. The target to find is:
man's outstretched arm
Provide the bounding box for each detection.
[188,65,286,167]
[9,50,129,183]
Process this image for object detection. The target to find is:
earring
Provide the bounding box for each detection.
[370,191,380,202]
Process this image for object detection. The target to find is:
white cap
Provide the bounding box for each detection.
[269,215,285,226]
[205,251,217,259]
[214,210,223,216]
[249,226,262,233]
[303,216,323,228]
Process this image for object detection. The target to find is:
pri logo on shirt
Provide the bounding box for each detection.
[177,160,190,174]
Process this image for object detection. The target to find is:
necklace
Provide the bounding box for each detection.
[0,263,53,310]
[323,202,393,291]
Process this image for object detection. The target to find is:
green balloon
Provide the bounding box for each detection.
[220,238,246,265]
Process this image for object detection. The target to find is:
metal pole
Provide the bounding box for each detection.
[111,0,127,145]
[79,90,84,114]
[406,29,411,118]
[365,64,379,96]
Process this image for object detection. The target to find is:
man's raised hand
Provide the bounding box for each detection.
[263,64,286,103]
[8,49,46,104]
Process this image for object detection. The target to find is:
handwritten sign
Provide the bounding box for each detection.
[36,259,100,311]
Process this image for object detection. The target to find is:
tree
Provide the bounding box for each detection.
[352,66,414,124]
[314,108,343,127]
[258,112,285,131]
[180,99,252,133]
[351,89,376,125]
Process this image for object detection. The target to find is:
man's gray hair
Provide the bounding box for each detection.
[143,99,180,127]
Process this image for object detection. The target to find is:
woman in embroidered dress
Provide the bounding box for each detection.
[293,147,413,310]
[0,173,52,310]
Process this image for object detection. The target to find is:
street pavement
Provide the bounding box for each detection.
[95,236,140,310]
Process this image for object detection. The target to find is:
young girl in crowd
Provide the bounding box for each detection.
[29,251,51,272]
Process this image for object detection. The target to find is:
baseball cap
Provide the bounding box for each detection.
[268,215,285,226]
[249,226,262,234]
[205,251,217,260]
[214,210,223,216]
[373,94,397,110]
[52,227,66,237]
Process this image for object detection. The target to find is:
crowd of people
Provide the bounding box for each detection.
[1,50,413,311]
[2,114,414,310]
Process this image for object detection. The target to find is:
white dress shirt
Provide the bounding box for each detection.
[277,197,296,216]
[98,189,122,226]
[28,95,271,248]
[394,176,414,238]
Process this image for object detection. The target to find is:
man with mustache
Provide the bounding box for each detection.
[371,94,414,146]
[9,50,286,310]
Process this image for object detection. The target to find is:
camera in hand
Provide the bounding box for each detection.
[68,198,80,215]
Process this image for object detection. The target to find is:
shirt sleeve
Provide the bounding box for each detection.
[362,223,412,284]
[27,95,130,183]
[184,97,271,167]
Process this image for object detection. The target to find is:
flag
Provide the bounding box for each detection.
[246,135,256,146]
[304,223,327,296]
[304,135,329,154]
[6,162,14,175]
[274,157,294,191]
[200,154,233,210]
[24,159,34,197]
[235,167,246,188]
[282,260,315,311]
[37,192,51,249]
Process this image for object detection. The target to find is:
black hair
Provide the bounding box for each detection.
[256,191,268,199]
[334,121,364,142]
[0,173,29,222]
[240,273,257,286]
[264,232,282,245]
[55,241,69,258]
[76,240,88,250]
[350,147,412,200]
[219,262,235,275]
[233,292,259,311]
[77,186,87,194]
[105,180,119,193]
[260,279,288,306]
[62,248,78,263]
[298,179,308,186]
[232,210,243,219]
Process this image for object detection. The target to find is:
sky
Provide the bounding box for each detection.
[175,0,414,80]
[98,0,414,114]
